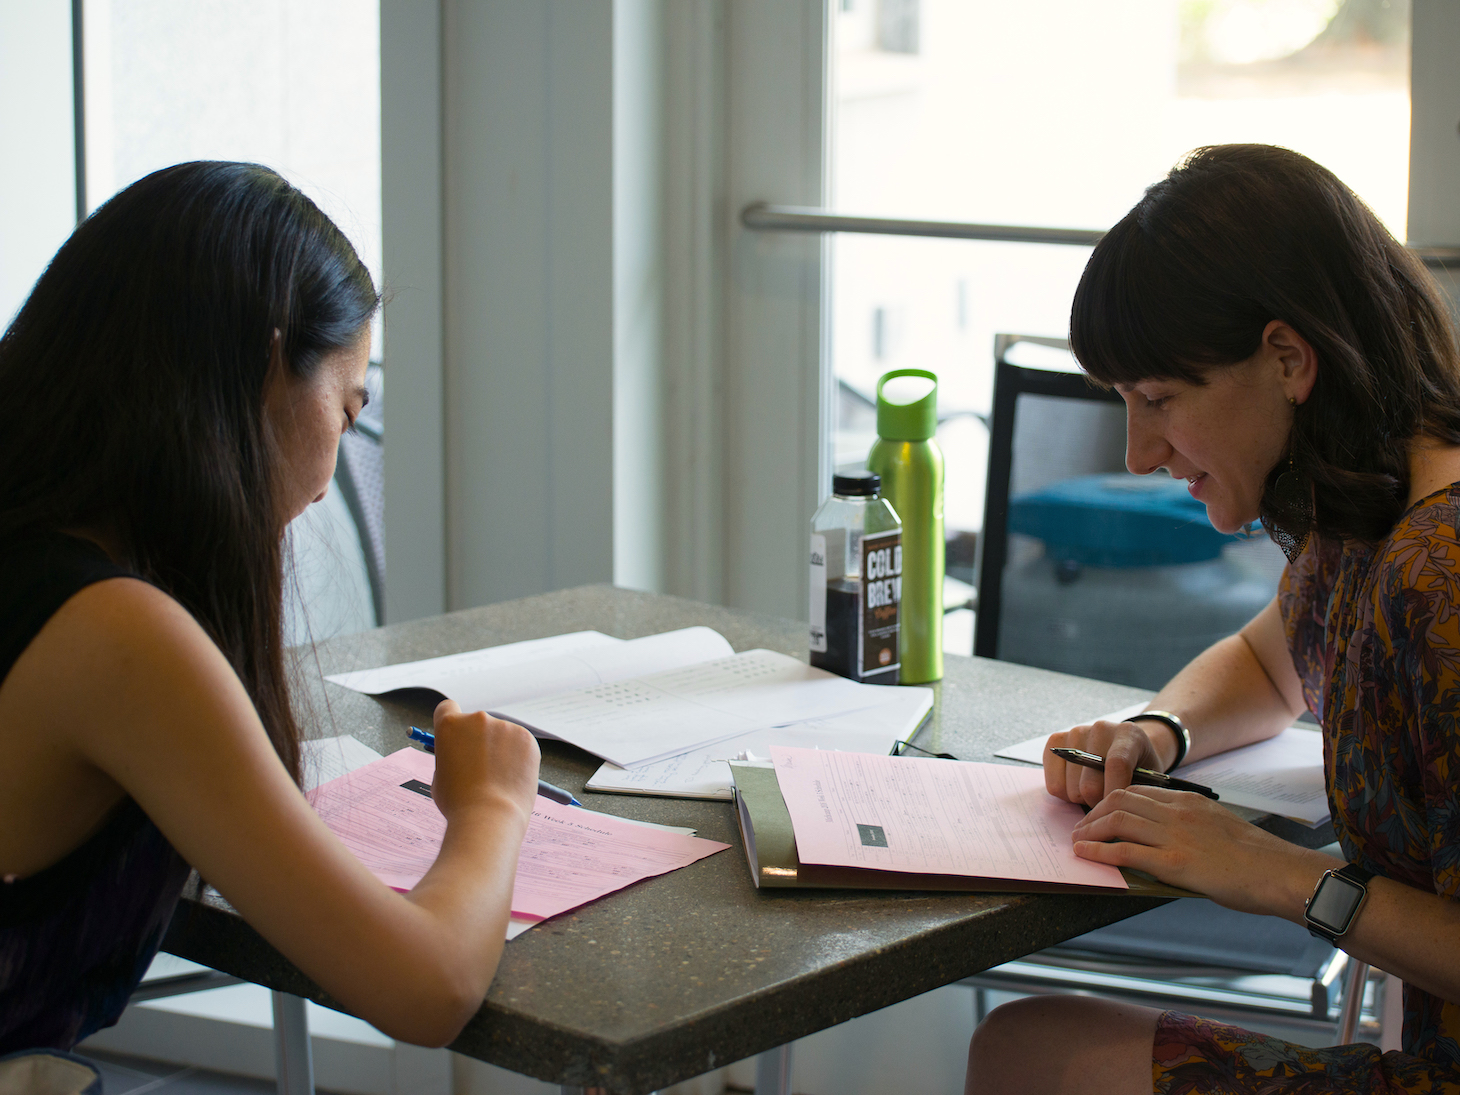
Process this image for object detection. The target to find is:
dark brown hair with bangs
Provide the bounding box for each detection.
[1069,144,1460,544]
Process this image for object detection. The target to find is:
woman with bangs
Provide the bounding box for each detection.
[966,145,1460,1094]
[0,162,539,1091]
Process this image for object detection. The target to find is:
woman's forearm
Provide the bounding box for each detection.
[399,796,532,1018]
[313,796,533,1048]
[1264,845,1460,1005]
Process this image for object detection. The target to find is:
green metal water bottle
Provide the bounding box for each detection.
[867,369,944,683]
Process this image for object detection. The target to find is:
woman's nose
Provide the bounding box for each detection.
[1124,412,1169,476]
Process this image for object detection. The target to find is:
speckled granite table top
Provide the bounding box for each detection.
[160,585,1312,1094]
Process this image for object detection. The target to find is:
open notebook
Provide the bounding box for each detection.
[326,628,932,773]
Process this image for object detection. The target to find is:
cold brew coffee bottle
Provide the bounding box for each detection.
[809,470,902,685]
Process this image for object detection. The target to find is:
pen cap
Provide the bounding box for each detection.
[876,369,938,441]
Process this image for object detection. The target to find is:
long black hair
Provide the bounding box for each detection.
[0,161,379,782]
[1070,144,1460,545]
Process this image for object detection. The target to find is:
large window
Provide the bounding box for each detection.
[82,0,381,314]
[829,0,1411,651]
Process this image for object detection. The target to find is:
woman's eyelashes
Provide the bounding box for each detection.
[345,392,370,433]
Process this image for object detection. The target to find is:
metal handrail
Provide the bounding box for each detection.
[741,202,1103,247]
[740,201,1460,267]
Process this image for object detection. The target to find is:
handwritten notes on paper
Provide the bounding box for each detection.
[308,748,729,932]
[769,747,1127,890]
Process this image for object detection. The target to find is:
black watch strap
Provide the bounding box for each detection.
[1304,863,1374,943]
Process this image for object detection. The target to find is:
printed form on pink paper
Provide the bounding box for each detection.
[308,747,729,925]
[769,746,1126,890]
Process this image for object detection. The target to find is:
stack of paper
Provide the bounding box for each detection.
[726,746,1190,895]
[304,740,728,938]
[326,627,934,800]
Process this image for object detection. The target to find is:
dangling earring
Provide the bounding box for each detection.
[1269,396,1312,563]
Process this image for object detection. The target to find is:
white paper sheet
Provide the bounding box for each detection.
[769,746,1127,889]
[302,734,387,791]
[993,703,1147,765]
[324,630,621,696]
[585,688,934,799]
[497,648,904,768]
[995,706,1330,826]
[1177,728,1328,824]
[323,627,734,713]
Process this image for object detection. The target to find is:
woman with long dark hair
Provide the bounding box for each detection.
[966,146,1460,1093]
[0,162,539,1078]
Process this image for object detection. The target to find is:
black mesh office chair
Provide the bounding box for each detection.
[333,366,385,626]
[974,335,1124,661]
[965,335,1377,1044]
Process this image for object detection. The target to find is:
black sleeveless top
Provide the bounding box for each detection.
[0,534,190,1053]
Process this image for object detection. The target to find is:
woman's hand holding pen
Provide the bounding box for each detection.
[1044,718,1173,806]
[428,698,540,828]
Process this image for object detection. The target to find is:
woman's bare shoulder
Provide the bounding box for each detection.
[10,574,229,706]
[0,574,251,877]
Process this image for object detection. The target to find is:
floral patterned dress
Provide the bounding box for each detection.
[1151,485,1460,1094]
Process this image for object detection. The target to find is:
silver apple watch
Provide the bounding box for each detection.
[1304,863,1374,944]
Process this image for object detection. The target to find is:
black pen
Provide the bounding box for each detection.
[1051,747,1220,800]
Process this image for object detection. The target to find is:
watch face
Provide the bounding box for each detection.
[1309,874,1364,930]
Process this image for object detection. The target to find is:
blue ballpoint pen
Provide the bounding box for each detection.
[408,726,584,807]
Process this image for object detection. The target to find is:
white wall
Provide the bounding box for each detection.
[0,0,76,330]
[1409,0,1460,248]
[380,0,447,621]
[383,0,619,618]
[440,1,616,609]
[613,0,668,593]
[658,0,729,604]
[381,0,829,619]
[722,0,831,616]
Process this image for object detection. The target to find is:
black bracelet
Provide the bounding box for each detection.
[1124,711,1190,772]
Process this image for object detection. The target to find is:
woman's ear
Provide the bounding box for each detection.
[1261,319,1318,405]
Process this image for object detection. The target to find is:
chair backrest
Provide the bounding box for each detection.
[333,372,385,626]
[974,335,1123,660]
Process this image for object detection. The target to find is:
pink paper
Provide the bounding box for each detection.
[769,746,1126,890]
[309,748,728,920]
